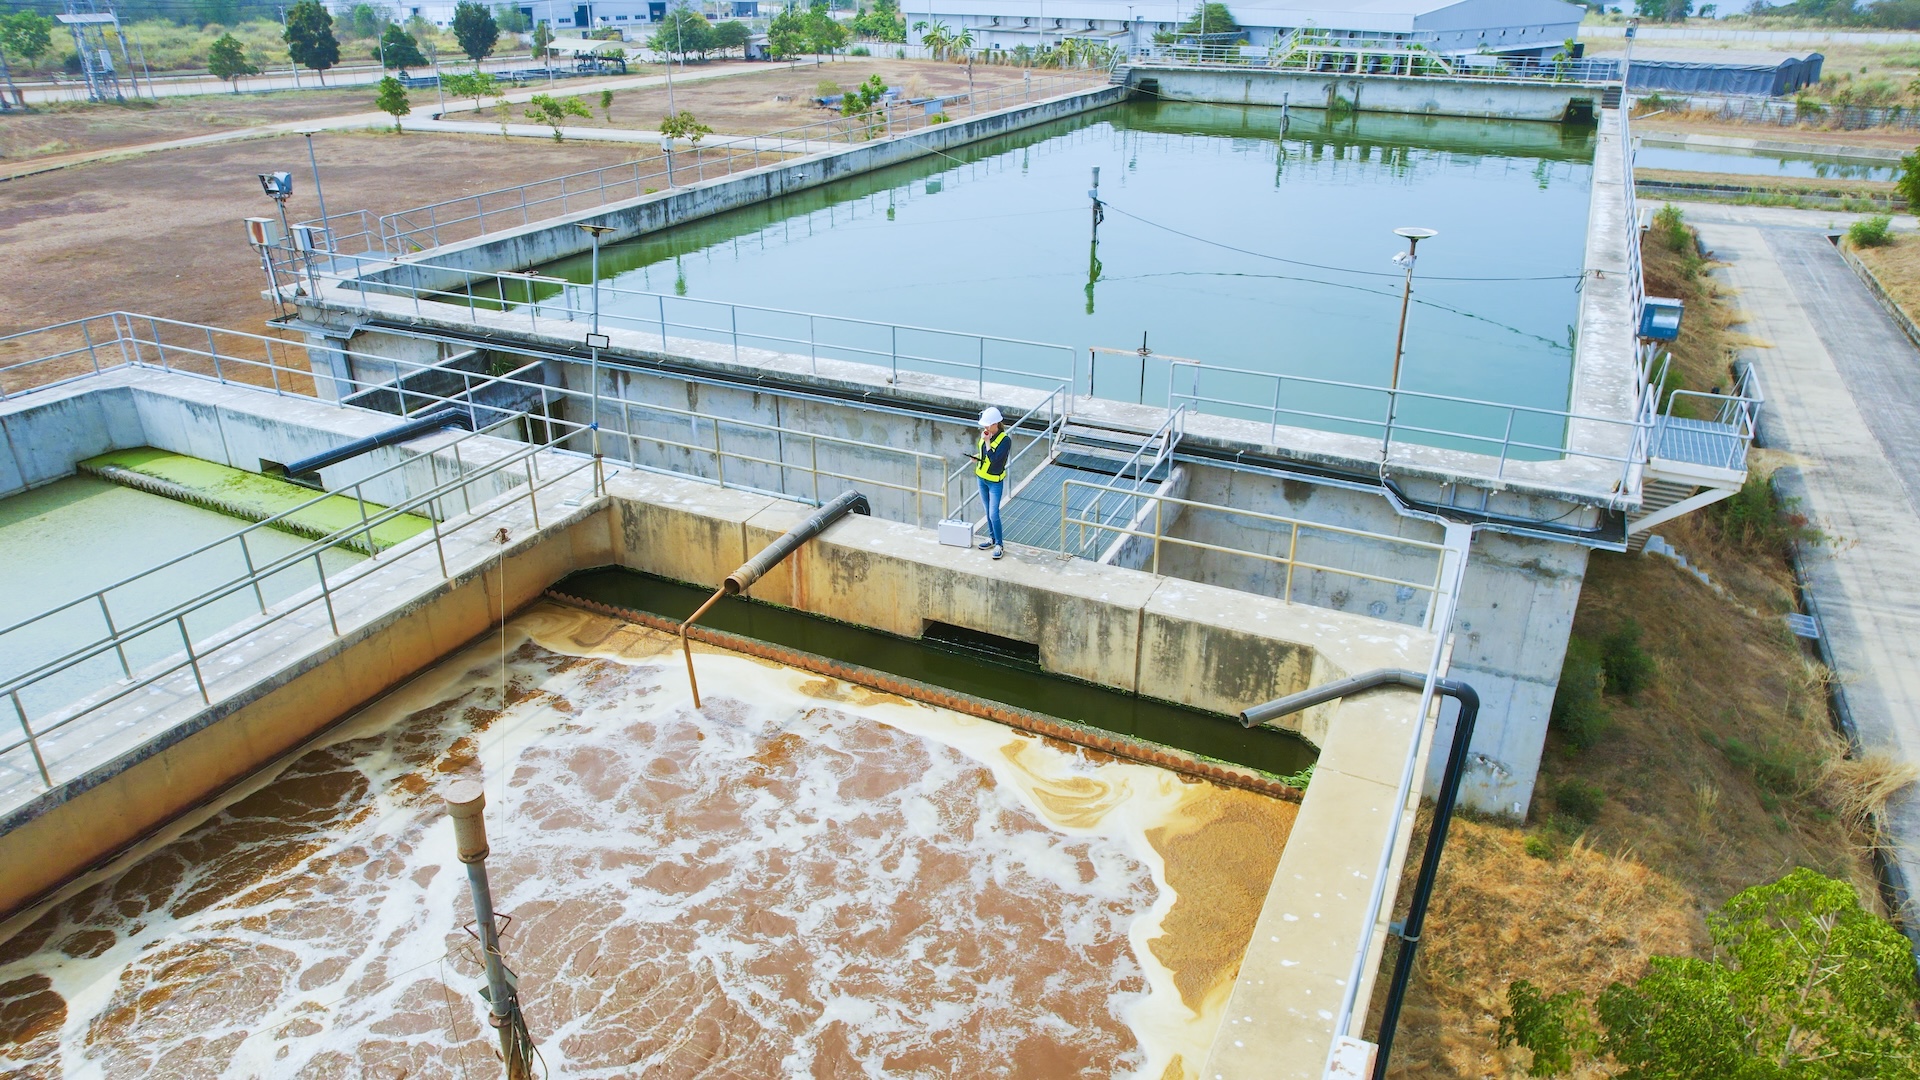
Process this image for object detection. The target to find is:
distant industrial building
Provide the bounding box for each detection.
[907,0,1586,59]
[358,0,1582,55]
[1590,48,1824,97]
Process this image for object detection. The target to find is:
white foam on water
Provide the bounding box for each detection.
[0,606,1254,1079]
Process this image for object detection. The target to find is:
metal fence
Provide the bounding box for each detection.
[318,72,1101,256]
[1128,41,1616,84]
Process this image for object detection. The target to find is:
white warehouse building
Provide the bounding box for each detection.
[347,0,1582,54]
[916,0,1587,58]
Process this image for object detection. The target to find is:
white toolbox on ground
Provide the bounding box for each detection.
[938,518,974,548]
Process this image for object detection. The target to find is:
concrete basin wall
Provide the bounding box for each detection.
[1135,64,1603,122]
[360,83,1127,296]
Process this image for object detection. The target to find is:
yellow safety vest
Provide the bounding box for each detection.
[975,430,1010,482]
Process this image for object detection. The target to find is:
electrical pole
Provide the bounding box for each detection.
[301,131,330,238]
[1386,226,1436,458]
[1085,166,1102,315]
[280,6,301,87]
[443,782,538,1080]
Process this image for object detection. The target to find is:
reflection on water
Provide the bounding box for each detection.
[516,100,1592,429]
[1636,144,1899,182]
[0,603,1295,1079]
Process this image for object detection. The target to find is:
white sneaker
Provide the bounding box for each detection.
[991,545,1004,560]
[977,540,994,549]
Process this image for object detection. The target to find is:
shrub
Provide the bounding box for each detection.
[1600,618,1655,698]
[849,44,870,55]
[1652,203,1690,254]
[1849,214,1894,247]
[1711,733,1811,795]
[1710,473,1820,555]
[815,79,840,97]
[1524,833,1559,861]
[1550,636,1610,751]
[1553,778,1606,824]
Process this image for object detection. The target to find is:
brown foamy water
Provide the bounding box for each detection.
[0,602,1295,1078]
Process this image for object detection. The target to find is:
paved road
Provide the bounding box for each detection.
[1697,215,1920,928]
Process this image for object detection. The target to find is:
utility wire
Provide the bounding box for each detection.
[1098,201,1587,283]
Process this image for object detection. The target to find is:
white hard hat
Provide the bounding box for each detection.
[979,406,1003,427]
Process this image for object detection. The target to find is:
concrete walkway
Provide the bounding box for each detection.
[1698,217,1920,927]
[2,62,772,181]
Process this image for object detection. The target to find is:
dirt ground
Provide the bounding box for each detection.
[0,90,380,165]
[0,130,645,374]
[447,59,1072,134]
[1849,232,1920,320]
[1372,226,1889,1077]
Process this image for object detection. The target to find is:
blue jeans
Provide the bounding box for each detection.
[978,476,1005,547]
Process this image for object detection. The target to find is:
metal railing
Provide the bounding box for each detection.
[1129,40,1617,84]
[354,72,1100,255]
[1649,366,1761,474]
[1,423,599,797]
[1164,357,1652,493]
[1062,405,1186,554]
[1060,478,1449,622]
[944,385,1070,522]
[291,247,1082,397]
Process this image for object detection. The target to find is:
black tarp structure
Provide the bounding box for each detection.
[1594,50,1824,96]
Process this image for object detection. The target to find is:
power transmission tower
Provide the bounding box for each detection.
[58,1,130,103]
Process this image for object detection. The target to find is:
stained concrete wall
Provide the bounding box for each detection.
[1136,64,1602,122]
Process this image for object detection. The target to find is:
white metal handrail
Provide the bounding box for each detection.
[1,428,599,793]
[1057,477,1448,620]
[944,385,1069,521]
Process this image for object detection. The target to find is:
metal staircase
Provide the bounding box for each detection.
[1108,63,1133,87]
[1627,369,1760,551]
[999,410,1184,560]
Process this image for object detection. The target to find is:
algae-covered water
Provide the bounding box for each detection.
[523,101,1595,428]
[0,603,1296,1079]
[0,477,363,722]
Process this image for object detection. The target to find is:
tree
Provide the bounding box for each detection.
[1178,2,1238,35]
[853,0,906,42]
[768,6,808,58]
[376,75,411,131]
[1899,148,1920,213]
[1500,869,1920,1077]
[0,11,55,67]
[840,72,888,137]
[524,92,591,140]
[196,0,239,25]
[659,109,713,145]
[378,24,426,72]
[805,8,847,61]
[915,19,950,59]
[495,4,531,33]
[531,19,554,61]
[442,69,499,109]
[650,5,716,61]
[451,1,499,61]
[599,88,614,122]
[206,33,259,91]
[1634,0,1694,18]
[284,0,341,82]
[347,3,389,39]
[713,19,752,57]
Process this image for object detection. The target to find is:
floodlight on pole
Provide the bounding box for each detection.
[1386,226,1436,458]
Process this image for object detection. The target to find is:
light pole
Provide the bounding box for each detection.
[1386,226,1436,456]
[579,223,616,488]
[299,131,329,237]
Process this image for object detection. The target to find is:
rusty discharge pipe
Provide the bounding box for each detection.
[682,490,871,708]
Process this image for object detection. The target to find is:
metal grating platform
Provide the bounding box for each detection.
[1651,416,1747,472]
[996,458,1161,558]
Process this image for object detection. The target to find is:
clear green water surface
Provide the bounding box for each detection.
[516,101,1596,447]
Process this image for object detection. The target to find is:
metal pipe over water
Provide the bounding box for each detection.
[681,490,871,708]
[443,781,539,1080]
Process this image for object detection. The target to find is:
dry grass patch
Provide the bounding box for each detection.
[1849,231,1920,326]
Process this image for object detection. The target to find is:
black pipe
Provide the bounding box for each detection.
[270,405,474,487]
[1240,669,1481,1080]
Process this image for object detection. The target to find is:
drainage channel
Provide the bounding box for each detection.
[549,567,1317,797]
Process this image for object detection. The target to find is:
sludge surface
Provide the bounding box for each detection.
[0,602,1297,1078]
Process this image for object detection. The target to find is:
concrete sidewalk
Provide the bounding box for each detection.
[2,62,770,181]
[1700,219,1920,929]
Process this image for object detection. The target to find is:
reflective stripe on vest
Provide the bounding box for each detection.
[975,430,1010,482]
